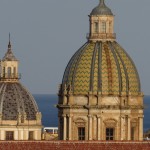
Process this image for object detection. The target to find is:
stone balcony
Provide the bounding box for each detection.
[87,33,116,40]
[0,73,21,80]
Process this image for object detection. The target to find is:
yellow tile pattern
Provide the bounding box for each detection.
[63,41,140,96]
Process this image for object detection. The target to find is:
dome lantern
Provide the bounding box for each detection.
[88,0,116,41]
[0,35,21,82]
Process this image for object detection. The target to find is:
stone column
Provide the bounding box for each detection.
[14,130,19,140]
[106,20,109,33]
[127,117,131,140]
[58,116,60,140]
[63,114,67,140]
[1,130,5,140]
[23,130,28,140]
[120,116,124,140]
[88,115,92,140]
[139,117,143,141]
[34,130,38,140]
[97,115,101,140]
[18,129,23,140]
[68,114,73,140]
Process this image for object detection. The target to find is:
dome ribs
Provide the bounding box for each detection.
[13,83,25,113]
[72,43,93,93]
[89,42,98,92]
[108,41,122,95]
[103,43,113,94]
[114,41,141,95]
[2,83,18,120]
[62,42,88,88]
[71,43,89,93]
[111,42,129,95]
[98,42,102,92]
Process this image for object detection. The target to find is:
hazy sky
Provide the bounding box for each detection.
[0,0,150,94]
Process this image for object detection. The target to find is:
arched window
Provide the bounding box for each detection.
[94,22,99,33]
[13,67,16,78]
[3,67,5,77]
[101,22,106,33]
[7,67,11,78]
[109,21,112,33]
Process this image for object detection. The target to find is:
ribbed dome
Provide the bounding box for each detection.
[90,0,113,16]
[0,82,39,120]
[62,41,141,96]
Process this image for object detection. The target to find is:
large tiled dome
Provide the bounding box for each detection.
[62,41,141,96]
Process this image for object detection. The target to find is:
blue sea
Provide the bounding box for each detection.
[33,94,150,132]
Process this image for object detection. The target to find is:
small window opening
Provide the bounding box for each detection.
[6,131,14,140]
[94,22,99,33]
[29,131,34,140]
[131,127,135,140]
[109,21,112,32]
[7,67,11,78]
[106,128,114,140]
[13,67,16,77]
[78,127,85,140]
[101,22,106,33]
[124,100,126,106]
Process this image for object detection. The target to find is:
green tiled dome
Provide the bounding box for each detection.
[62,41,141,96]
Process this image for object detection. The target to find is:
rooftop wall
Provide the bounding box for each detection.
[0,141,150,150]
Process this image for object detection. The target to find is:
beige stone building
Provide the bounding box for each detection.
[58,0,144,141]
[0,37,42,140]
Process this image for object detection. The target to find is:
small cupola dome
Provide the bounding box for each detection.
[2,35,17,61]
[91,0,113,16]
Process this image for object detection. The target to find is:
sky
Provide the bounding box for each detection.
[0,0,149,94]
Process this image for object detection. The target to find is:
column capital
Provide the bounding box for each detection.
[87,115,92,118]
[97,115,101,118]
[67,114,73,117]
[62,114,66,117]
[138,116,144,119]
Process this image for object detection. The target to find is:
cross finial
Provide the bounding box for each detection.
[99,0,105,5]
[8,33,11,49]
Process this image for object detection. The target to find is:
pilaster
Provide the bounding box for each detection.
[138,117,143,141]
[62,114,67,140]
[67,114,73,140]
[97,115,101,140]
[88,115,92,140]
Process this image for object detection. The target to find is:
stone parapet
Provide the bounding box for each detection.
[0,141,149,150]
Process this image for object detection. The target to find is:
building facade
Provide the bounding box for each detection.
[0,38,42,140]
[58,0,144,141]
